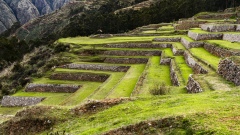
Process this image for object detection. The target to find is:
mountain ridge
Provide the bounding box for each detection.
[0,0,71,34]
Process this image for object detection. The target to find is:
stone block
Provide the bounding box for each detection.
[1,96,45,107]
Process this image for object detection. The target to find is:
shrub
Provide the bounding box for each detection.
[149,83,170,95]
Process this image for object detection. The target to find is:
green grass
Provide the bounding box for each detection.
[0,107,22,115]
[172,42,186,50]
[174,56,193,84]
[38,90,240,135]
[142,30,174,34]
[88,72,126,100]
[190,48,220,70]
[206,40,240,50]
[107,64,146,98]
[58,36,161,45]
[139,56,172,95]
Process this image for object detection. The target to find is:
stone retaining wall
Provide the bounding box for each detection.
[223,34,240,42]
[25,84,81,93]
[59,64,130,72]
[186,75,203,93]
[50,73,109,82]
[183,51,208,74]
[188,31,223,41]
[204,43,240,57]
[181,37,204,49]
[170,60,180,86]
[153,37,181,42]
[171,45,184,55]
[200,24,236,32]
[174,21,206,30]
[104,58,149,64]
[1,96,45,107]
[103,50,161,56]
[160,52,171,65]
[104,43,172,48]
[218,57,240,86]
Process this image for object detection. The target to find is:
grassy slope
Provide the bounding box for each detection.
[107,64,146,98]
[38,90,240,135]
[139,56,172,96]
[189,47,220,70]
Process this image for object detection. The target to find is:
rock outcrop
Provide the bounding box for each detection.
[0,0,18,33]
[0,0,70,34]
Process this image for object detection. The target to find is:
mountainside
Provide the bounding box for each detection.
[10,0,233,42]
[0,0,71,34]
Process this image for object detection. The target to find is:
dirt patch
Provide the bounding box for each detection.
[103,116,186,135]
[0,106,57,135]
[72,98,132,115]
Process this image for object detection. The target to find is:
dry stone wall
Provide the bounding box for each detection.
[186,75,203,93]
[200,24,236,32]
[104,43,172,48]
[1,96,45,107]
[223,34,240,42]
[183,51,208,74]
[104,58,149,64]
[171,45,184,55]
[50,73,109,82]
[103,50,161,56]
[174,20,206,30]
[25,84,81,93]
[181,37,204,49]
[59,64,130,72]
[218,57,240,86]
[153,37,181,42]
[204,43,240,57]
[170,60,180,86]
[188,31,223,41]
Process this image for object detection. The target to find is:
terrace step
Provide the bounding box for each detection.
[188,30,223,41]
[183,51,208,74]
[153,37,181,42]
[200,23,239,32]
[103,50,161,56]
[25,83,81,93]
[204,42,240,58]
[104,43,171,48]
[104,57,149,64]
[1,96,45,107]
[170,43,185,55]
[59,63,130,72]
[50,73,110,82]
[181,37,204,49]
[223,33,240,42]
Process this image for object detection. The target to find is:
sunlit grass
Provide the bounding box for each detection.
[206,40,240,50]
[190,48,220,70]
[107,64,146,98]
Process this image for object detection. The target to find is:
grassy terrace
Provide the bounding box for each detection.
[58,36,161,45]
[107,64,146,98]
[189,28,240,34]
[190,47,220,70]
[138,56,172,96]
[174,56,193,84]
[206,40,240,50]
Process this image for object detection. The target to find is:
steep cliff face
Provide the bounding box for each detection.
[0,0,17,33]
[0,0,71,34]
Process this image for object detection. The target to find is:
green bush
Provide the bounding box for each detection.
[149,83,170,95]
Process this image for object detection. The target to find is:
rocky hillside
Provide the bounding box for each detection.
[0,0,71,34]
